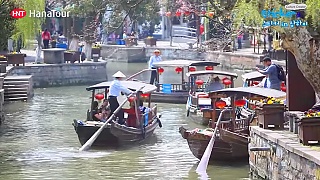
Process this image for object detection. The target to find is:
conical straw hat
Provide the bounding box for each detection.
[112,71,126,78]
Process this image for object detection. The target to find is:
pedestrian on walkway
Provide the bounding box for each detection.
[108,71,132,125]
[148,49,162,85]
[42,29,51,49]
[237,31,243,49]
[256,57,281,90]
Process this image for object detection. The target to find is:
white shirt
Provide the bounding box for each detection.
[148,55,161,69]
[123,33,127,39]
[257,77,271,88]
[109,79,132,97]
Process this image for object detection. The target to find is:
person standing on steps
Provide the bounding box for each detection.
[42,29,51,49]
[108,71,133,125]
[148,49,162,85]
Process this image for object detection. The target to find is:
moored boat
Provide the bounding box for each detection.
[180,87,286,162]
[73,80,162,147]
[151,60,220,104]
[185,70,238,126]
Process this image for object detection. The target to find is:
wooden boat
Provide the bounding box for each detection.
[73,80,162,147]
[179,87,286,162]
[185,70,238,126]
[241,71,265,87]
[151,60,220,104]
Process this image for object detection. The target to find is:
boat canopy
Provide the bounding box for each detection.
[241,71,265,81]
[86,81,157,93]
[152,60,220,67]
[186,70,238,78]
[209,87,286,98]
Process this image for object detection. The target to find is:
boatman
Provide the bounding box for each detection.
[109,71,133,125]
[148,49,162,85]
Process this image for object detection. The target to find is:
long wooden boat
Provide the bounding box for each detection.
[151,60,220,104]
[73,80,162,147]
[180,87,286,162]
[185,70,238,126]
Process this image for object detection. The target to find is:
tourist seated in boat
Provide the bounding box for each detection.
[205,76,224,92]
[99,99,111,119]
[91,100,110,122]
[139,101,151,126]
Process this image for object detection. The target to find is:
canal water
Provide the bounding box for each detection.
[0,62,251,180]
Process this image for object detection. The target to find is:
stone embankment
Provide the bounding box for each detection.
[250,126,320,180]
[100,42,285,70]
[7,61,107,88]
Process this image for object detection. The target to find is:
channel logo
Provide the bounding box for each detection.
[285,3,307,10]
[10,8,27,19]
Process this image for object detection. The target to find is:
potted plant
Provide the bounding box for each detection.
[91,44,101,62]
[298,109,320,145]
[256,97,286,129]
[5,52,25,66]
[144,36,157,47]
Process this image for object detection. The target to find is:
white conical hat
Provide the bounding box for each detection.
[112,71,126,78]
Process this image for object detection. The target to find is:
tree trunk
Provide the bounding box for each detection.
[83,42,92,61]
[69,37,79,51]
[281,27,320,109]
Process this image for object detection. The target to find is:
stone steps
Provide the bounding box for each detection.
[4,75,33,102]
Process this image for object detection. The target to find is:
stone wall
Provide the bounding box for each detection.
[249,126,320,180]
[101,45,146,62]
[100,45,286,69]
[7,62,107,88]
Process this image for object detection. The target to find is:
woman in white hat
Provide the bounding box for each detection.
[108,71,132,125]
[148,49,162,85]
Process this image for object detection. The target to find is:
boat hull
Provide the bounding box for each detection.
[110,119,159,142]
[179,127,248,161]
[73,121,119,147]
[151,91,188,104]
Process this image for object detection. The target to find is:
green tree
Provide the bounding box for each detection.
[0,0,17,51]
[233,0,320,108]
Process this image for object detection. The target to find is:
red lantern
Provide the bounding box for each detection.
[176,10,181,17]
[195,79,204,87]
[208,12,214,17]
[201,10,206,15]
[165,12,171,17]
[175,67,183,74]
[252,81,260,85]
[205,66,214,70]
[235,99,247,107]
[184,11,190,16]
[281,86,286,92]
[198,93,209,98]
[200,24,204,34]
[158,67,164,75]
[94,93,104,100]
[141,93,150,98]
[189,66,196,72]
[222,78,232,86]
[128,96,136,102]
[215,100,227,109]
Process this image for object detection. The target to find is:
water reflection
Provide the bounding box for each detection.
[0,62,251,179]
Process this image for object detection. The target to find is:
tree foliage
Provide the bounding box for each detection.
[13,0,45,45]
[0,0,17,51]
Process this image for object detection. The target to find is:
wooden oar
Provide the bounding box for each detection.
[79,86,145,151]
[196,108,228,174]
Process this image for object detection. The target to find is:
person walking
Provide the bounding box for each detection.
[256,57,281,90]
[148,49,162,85]
[108,71,133,125]
[41,29,51,49]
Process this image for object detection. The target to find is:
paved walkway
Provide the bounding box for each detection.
[21,40,266,63]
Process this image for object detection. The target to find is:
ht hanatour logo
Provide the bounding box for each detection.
[10,8,70,19]
[10,8,27,19]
